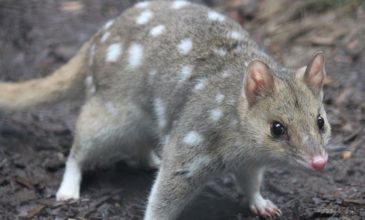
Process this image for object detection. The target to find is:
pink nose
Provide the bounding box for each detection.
[311,155,327,171]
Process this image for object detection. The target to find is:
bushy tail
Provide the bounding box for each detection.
[0,41,90,110]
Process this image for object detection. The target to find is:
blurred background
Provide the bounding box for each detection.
[0,0,364,219]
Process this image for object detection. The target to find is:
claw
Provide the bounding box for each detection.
[249,195,281,219]
[250,205,258,215]
[276,209,282,216]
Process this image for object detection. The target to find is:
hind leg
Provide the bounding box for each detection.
[56,97,155,201]
[56,152,82,200]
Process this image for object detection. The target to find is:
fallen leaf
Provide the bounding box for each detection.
[61,1,84,13]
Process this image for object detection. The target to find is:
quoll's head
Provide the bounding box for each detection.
[242,52,331,171]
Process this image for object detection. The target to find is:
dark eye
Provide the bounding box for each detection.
[317,115,324,131]
[271,121,286,138]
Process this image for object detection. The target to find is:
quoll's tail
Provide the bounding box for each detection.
[0,41,91,111]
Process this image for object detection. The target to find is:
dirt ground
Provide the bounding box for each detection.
[0,0,364,219]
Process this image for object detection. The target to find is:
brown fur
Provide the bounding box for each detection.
[0,2,331,220]
[0,41,90,110]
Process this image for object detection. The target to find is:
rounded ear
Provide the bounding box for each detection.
[243,60,274,107]
[303,52,326,95]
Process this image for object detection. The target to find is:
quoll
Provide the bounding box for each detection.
[0,1,331,219]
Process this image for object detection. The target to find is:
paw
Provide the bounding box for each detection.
[56,157,82,201]
[250,195,281,219]
[56,186,80,201]
[56,187,80,201]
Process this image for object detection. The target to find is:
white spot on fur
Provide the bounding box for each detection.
[194,78,208,91]
[148,150,161,169]
[100,32,110,43]
[216,92,225,104]
[105,102,118,115]
[183,131,204,146]
[149,25,165,37]
[180,65,193,81]
[103,20,114,30]
[244,61,249,67]
[177,38,193,55]
[135,1,150,8]
[154,98,166,129]
[106,43,122,62]
[85,75,93,86]
[214,47,227,56]
[136,10,153,25]
[227,31,243,40]
[208,11,225,22]
[171,1,189,9]
[222,71,230,78]
[56,157,82,201]
[209,108,223,122]
[128,43,143,68]
[85,76,96,95]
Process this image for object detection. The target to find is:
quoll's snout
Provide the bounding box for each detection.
[301,135,329,171]
[311,155,327,171]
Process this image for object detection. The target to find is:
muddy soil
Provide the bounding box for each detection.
[0,0,364,219]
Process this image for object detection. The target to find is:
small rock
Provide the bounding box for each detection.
[341,151,352,160]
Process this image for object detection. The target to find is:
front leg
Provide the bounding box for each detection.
[144,155,214,220]
[234,167,281,219]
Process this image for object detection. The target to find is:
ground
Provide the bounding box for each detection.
[0,0,364,219]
